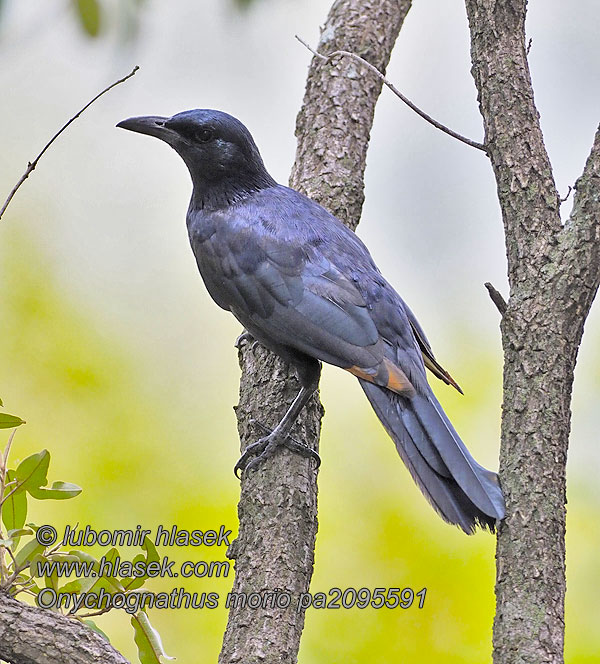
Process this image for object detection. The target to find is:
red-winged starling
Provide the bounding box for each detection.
[117,109,505,533]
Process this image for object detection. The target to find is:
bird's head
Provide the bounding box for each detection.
[117,109,275,207]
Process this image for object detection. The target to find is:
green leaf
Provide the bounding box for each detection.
[0,413,25,429]
[30,553,59,592]
[142,537,159,562]
[83,619,111,642]
[30,553,49,578]
[7,528,32,539]
[67,549,124,594]
[131,611,174,664]
[34,553,58,590]
[17,574,40,595]
[94,574,126,595]
[60,569,99,595]
[74,0,101,37]
[55,550,99,594]
[68,549,99,565]
[14,538,45,568]
[94,548,125,593]
[15,450,50,494]
[29,481,82,500]
[47,553,81,563]
[122,536,160,591]
[59,577,87,594]
[0,397,3,406]
[2,470,27,534]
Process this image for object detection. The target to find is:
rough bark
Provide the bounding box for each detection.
[291,0,411,229]
[218,1,411,663]
[464,1,600,663]
[0,593,129,664]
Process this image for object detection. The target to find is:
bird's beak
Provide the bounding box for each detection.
[116,115,173,142]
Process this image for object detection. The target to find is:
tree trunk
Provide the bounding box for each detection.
[464,1,600,662]
[0,593,129,664]
[218,1,411,662]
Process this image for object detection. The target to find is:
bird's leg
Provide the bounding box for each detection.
[234,384,320,477]
[249,420,322,467]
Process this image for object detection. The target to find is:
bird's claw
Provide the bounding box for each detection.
[234,330,261,352]
[234,330,253,349]
[233,420,321,478]
[233,437,270,478]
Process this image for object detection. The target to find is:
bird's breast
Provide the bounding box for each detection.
[186,209,264,314]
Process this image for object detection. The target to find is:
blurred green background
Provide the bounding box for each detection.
[1,0,598,662]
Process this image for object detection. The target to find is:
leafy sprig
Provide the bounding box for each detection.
[0,399,173,664]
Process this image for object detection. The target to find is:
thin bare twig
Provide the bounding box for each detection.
[0,428,18,585]
[559,185,573,204]
[0,65,139,222]
[526,38,533,55]
[1,428,17,475]
[295,35,487,153]
[484,282,508,315]
[0,476,26,507]
[3,564,26,590]
[3,546,18,582]
[74,606,112,619]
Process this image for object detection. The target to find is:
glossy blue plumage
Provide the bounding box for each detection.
[118,109,505,532]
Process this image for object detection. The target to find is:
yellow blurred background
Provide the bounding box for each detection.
[1,1,598,662]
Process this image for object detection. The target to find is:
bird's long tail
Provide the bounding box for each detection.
[359,380,505,533]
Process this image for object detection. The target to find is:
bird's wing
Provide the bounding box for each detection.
[401,302,463,394]
[192,193,454,398]
[214,225,416,396]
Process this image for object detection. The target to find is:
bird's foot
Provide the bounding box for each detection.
[234,330,252,349]
[234,330,260,352]
[234,420,321,478]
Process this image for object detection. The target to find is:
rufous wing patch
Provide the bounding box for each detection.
[347,359,415,397]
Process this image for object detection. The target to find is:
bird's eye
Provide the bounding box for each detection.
[195,128,213,143]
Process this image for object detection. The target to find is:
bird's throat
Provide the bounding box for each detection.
[189,170,276,211]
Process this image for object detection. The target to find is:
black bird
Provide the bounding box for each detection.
[117,109,505,533]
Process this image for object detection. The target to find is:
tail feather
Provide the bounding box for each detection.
[411,391,504,517]
[359,379,505,533]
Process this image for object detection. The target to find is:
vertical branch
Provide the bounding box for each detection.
[291,0,412,230]
[465,2,600,663]
[218,1,411,662]
[465,1,561,278]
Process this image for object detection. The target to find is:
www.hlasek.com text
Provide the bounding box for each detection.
[37,587,427,614]
[35,554,230,580]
